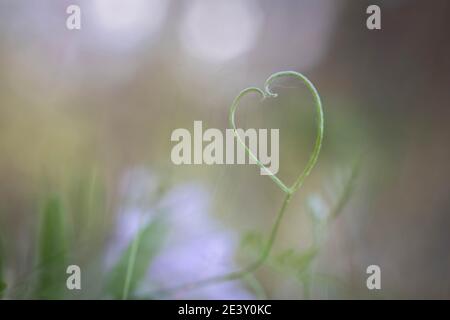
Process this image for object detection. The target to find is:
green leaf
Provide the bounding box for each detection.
[241,231,265,254]
[274,247,318,276]
[105,216,166,299]
[34,195,68,299]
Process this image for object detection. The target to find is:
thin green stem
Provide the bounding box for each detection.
[122,227,142,300]
[229,71,324,195]
[148,193,292,297]
[147,71,323,298]
[244,273,267,300]
[229,87,291,194]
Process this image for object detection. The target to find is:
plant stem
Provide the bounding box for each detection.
[122,228,142,300]
[150,192,292,297]
[146,71,324,298]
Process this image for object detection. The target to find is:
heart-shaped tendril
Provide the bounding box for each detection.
[229,71,324,195]
[152,71,324,298]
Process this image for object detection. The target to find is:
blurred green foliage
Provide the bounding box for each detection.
[106,216,167,299]
[35,195,68,299]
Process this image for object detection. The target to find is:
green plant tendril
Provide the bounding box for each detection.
[230,71,324,195]
[151,71,324,297]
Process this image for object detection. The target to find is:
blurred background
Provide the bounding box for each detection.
[0,0,449,299]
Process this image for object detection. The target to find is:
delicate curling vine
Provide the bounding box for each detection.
[229,71,324,195]
[152,71,324,297]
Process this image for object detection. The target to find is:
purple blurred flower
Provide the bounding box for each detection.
[106,167,254,299]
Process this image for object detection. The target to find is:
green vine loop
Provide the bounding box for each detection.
[150,71,324,298]
[229,71,324,195]
[229,87,291,193]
